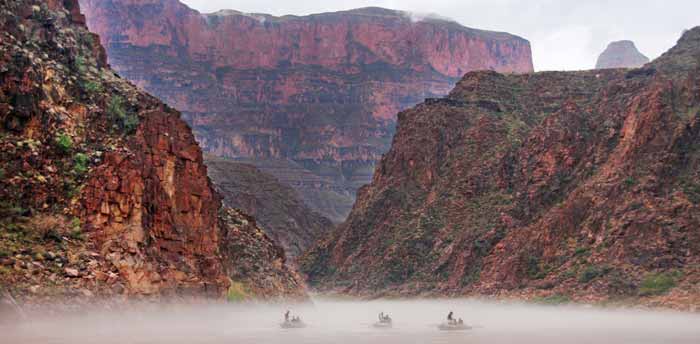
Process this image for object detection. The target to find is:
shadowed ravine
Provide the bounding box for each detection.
[4,298,700,343]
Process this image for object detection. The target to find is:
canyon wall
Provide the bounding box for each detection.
[301,28,700,310]
[206,156,333,261]
[0,0,304,306]
[79,0,534,222]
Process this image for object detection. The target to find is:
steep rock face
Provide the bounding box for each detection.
[596,40,650,69]
[78,0,534,222]
[206,156,333,260]
[0,0,304,306]
[301,28,700,310]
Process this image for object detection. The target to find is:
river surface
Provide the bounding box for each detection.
[4,298,700,344]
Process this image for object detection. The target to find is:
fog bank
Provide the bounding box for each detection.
[3,298,700,343]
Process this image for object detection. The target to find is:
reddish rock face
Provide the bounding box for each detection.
[0,0,304,304]
[301,28,700,310]
[79,109,228,296]
[78,0,534,222]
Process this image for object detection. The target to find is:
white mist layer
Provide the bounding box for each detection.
[3,298,700,344]
[401,11,455,24]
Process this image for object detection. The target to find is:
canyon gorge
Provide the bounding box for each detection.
[79,0,534,223]
[2,0,699,315]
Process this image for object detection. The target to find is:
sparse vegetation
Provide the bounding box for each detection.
[73,153,89,175]
[68,217,84,241]
[639,271,682,296]
[74,56,88,74]
[680,180,700,204]
[0,201,27,218]
[227,282,249,302]
[82,80,103,94]
[526,255,549,280]
[79,32,95,48]
[574,247,590,257]
[55,133,73,153]
[534,294,571,305]
[0,266,10,276]
[69,229,84,241]
[561,267,578,280]
[31,5,50,21]
[70,217,81,230]
[578,265,612,283]
[107,96,139,134]
[107,96,127,120]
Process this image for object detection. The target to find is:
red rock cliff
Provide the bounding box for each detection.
[78,0,534,222]
[0,0,305,305]
[301,28,700,310]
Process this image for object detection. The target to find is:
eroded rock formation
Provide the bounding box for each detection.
[596,40,650,69]
[0,0,304,307]
[78,0,534,222]
[301,28,700,310]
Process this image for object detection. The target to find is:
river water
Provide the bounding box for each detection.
[4,298,700,344]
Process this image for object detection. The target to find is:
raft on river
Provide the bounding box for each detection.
[372,321,393,329]
[280,320,307,329]
[437,322,472,331]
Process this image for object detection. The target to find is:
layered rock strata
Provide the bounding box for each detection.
[79,0,534,222]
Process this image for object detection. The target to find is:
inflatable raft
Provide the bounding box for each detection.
[437,323,471,331]
[280,321,307,329]
[372,321,393,329]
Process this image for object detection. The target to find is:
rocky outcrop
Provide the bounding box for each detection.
[78,0,534,222]
[301,28,700,310]
[0,0,304,306]
[596,40,650,69]
[206,156,333,260]
[219,208,307,300]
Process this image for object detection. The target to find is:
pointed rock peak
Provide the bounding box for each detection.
[596,40,650,69]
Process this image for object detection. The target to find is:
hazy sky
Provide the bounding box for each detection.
[179,0,698,71]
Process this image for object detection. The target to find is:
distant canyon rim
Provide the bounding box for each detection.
[79,0,534,224]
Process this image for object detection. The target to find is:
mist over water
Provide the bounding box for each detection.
[4,298,700,344]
